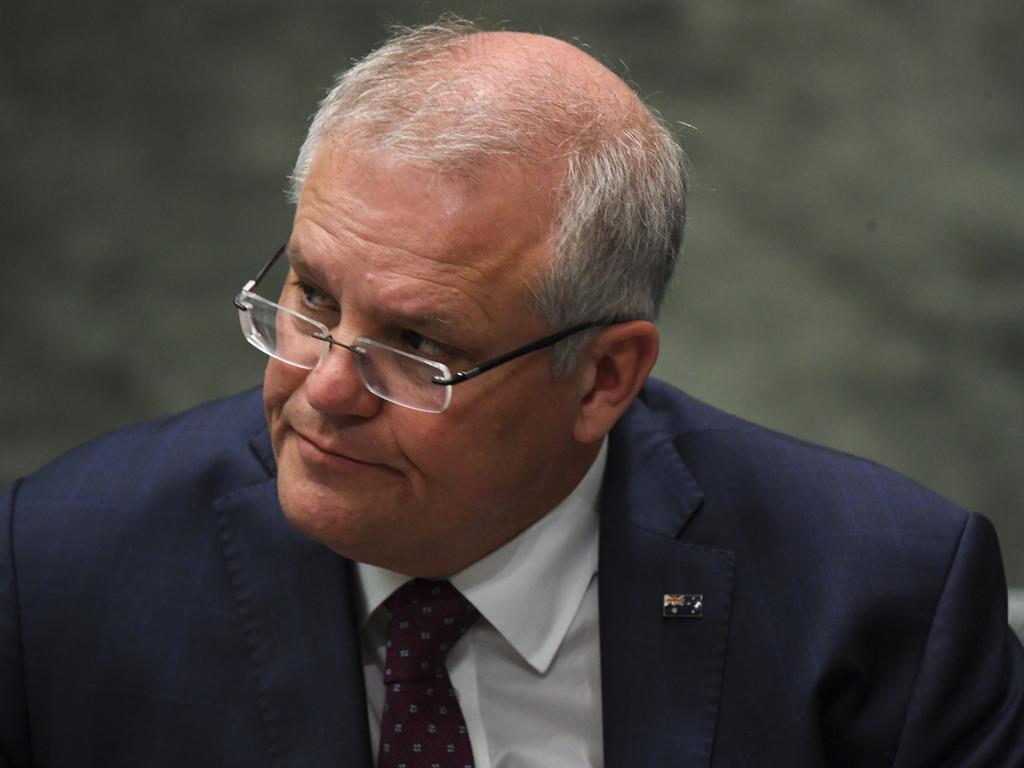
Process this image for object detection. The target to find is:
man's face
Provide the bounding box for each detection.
[263,141,597,577]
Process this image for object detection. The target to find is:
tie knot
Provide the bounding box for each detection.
[383,580,479,683]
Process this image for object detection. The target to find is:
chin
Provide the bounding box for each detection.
[278,490,361,557]
[276,467,387,558]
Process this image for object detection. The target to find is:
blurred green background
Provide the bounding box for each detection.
[2,0,1021,587]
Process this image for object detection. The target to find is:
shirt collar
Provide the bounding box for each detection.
[354,438,607,675]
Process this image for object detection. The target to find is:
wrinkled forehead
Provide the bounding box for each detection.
[300,135,563,245]
[288,140,563,328]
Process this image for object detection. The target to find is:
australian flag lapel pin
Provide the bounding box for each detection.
[664,593,703,618]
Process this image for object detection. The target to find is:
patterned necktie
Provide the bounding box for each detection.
[377,579,480,768]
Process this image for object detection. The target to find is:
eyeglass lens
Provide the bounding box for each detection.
[238,293,452,413]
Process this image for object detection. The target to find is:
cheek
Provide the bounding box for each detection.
[384,409,480,503]
[263,360,308,434]
[399,383,556,490]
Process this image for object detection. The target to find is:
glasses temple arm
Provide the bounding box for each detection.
[234,245,287,310]
[252,245,287,287]
[233,280,257,311]
[432,321,602,386]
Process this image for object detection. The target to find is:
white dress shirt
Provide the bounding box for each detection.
[354,438,607,768]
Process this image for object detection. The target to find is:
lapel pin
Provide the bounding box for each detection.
[664,593,703,618]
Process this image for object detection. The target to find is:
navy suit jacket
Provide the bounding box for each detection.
[2,380,1022,767]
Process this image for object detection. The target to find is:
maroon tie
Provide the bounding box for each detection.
[377,579,480,768]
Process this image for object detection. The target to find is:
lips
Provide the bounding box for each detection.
[293,430,378,466]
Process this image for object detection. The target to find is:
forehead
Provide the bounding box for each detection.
[289,141,562,330]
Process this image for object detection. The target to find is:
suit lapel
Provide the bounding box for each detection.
[212,428,372,768]
[599,401,735,768]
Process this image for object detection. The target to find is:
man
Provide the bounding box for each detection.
[2,19,1022,768]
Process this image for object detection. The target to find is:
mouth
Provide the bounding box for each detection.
[292,429,381,471]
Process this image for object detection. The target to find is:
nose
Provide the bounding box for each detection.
[304,340,383,419]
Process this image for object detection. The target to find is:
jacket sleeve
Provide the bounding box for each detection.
[0,480,30,768]
[892,512,1024,767]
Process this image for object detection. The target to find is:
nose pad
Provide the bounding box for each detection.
[304,342,382,418]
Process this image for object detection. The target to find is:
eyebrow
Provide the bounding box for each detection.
[286,246,462,336]
[390,311,458,337]
[286,248,326,282]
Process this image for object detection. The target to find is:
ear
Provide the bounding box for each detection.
[573,321,660,444]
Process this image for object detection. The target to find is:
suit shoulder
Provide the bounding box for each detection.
[636,378,969,533]
[627,383,1020,764]
[9,388,271,512]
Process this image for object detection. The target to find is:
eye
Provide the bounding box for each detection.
[292,280,337,314]
[400,330,457,361]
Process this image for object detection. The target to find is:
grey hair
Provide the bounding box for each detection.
[289,18,687,376]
